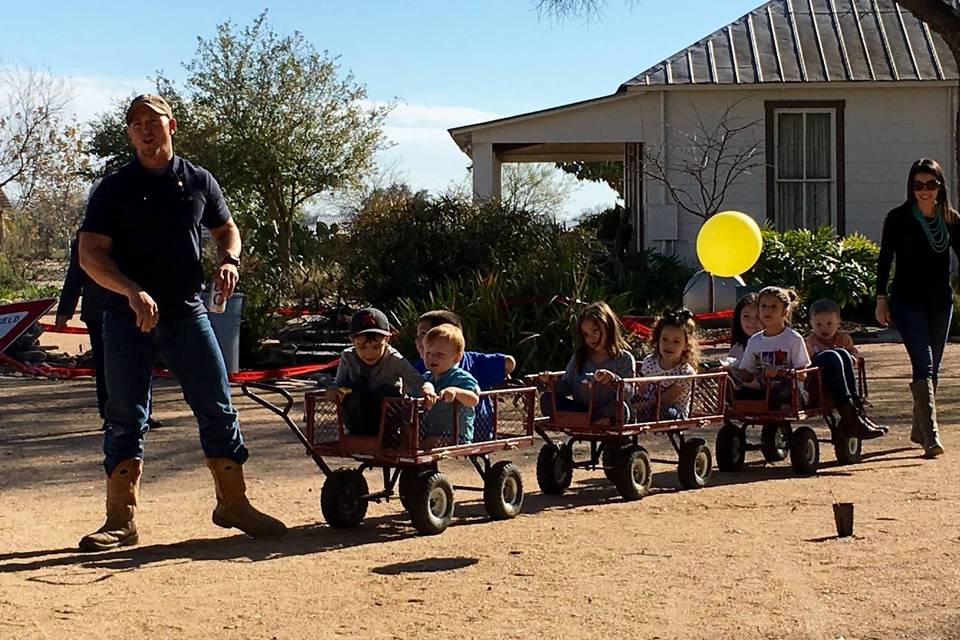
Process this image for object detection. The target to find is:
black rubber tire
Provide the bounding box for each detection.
[536,443,573,495]
[715,422,746,472]
[483,461,524,520]
[320,468,369,528]
[760,422,791,462]
[789,426,820,475]
[678,438,713,489]
[613,445,652,501]
[601,440,626,483]
[833,434,863,465]
[408,470,455,536]
[398,468,418,512]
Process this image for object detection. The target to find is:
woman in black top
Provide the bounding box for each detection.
[876,158,960,458]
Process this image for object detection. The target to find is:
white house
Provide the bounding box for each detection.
[448,0,959,263]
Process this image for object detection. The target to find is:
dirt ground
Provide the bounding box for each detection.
[1,342,959,640]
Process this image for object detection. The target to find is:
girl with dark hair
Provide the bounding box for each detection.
[635,308,700,420]
[728,292,761,363]
[876,158,960,458]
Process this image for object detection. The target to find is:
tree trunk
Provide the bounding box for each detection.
[277,216,291,278]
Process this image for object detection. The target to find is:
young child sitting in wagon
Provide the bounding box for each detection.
[412,310,515,441]
[728,292,762,364]
[804,298,886,434]
[417,324,481,448]
[326,308,434,436]
[538,301,636,423]
[635,308,699,421]
[736,287,884,440]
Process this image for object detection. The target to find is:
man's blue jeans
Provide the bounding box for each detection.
[101,311,248,475]
[892,301,953,381]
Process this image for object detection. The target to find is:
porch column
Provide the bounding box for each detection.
[624,142,643,252]
[472,142,501,201]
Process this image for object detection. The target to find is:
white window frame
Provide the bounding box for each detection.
[772,107,838,230]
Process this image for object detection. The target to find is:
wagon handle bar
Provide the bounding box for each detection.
[240,381,332,476]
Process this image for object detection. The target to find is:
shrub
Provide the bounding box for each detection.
[338,187,562,307]
[747,226,879,312]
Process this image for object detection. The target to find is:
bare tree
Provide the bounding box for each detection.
[894,1,960,202]
[0,65,88,254]
[642,100,763,219]
[502,163,579,219]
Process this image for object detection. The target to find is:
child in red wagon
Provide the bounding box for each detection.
[635,308,700,421]
[736,287,884,440]
[417,324,480,448]
[538,301,636,422]
[804,298,886,434]
[412,309,515,440]
[326,308,433,436]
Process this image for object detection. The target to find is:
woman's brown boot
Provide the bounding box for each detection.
[78,458,142,552]
[910,380,944,458]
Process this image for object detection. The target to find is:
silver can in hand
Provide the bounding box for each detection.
[207,279,226,314]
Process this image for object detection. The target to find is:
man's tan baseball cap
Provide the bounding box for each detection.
[126,94,174,123]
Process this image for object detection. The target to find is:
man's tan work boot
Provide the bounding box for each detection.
[206,458,287,538]
[78,458,142,552]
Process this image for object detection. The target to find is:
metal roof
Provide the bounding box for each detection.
[620,0,959,88]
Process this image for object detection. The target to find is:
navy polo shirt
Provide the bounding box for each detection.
[80,155,231,323]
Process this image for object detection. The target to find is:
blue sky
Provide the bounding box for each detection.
[1,0,761,218]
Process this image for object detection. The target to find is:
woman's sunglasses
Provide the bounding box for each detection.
[912,179,941,192]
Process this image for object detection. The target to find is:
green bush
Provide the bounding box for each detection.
[339,187,584,307]
[0,254,58,301]
[392,224,636,374]
[747,226,879,313]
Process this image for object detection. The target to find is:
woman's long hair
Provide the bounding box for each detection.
[907,158,957,224]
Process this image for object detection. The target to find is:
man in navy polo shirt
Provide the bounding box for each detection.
[77,94,285,551]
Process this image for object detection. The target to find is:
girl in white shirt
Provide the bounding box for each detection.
[737,287,885,440]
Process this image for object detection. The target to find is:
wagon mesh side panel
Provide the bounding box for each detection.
[486,388,535,441]
[689,374,726,419]
[309,395,340,446]
[380,397,417,450]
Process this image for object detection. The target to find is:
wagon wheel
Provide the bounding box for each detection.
[613,445,652,501]
[789,426,820,475]
[320,468,369,528]
[398,468,418,512]
[483,461,524,520]
[536,443,573,495]
[715,422,746,472]
[408,470,455,536]
[678,438,713,490]
[760,422,792,462]
[833,434,863,465]
[600,439,628,483]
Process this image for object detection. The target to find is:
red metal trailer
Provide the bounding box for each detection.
[242,381,537,535]
[531,371,729,500]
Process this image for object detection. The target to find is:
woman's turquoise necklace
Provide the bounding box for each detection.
[912,203,950,253]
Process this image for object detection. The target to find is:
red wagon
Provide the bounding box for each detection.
[241,380,537,535]
[717,358,870,475]
[531,371,729,501]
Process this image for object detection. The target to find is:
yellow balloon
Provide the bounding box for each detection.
[696,211,763,277]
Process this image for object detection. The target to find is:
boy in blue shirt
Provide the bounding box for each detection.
[413,310,515,440]
[419,325,480,447]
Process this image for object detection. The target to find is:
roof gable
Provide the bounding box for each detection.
[620,0,959,88]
